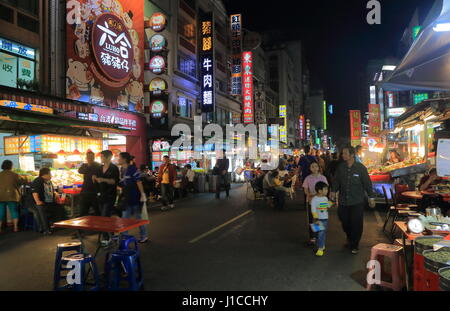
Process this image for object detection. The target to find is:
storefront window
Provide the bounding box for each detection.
[0,36,36,90]
[178,15,196,46]
[177,51,196,78]
[177,95,192,119]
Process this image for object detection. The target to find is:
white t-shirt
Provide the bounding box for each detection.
[311,196,330,220]
[186,170,195,182]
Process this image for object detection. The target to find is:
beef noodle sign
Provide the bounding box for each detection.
[92,13,134,83]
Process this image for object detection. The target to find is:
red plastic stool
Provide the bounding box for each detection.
[367,243,405,291]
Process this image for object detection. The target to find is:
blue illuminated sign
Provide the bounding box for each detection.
[0,37,35,60]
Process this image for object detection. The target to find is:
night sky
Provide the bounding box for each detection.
[224,0,435,141]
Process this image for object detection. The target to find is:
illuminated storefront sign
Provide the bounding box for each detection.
[149,77,167,94]
[368,104,381,137]
[279,105,287,144]
[350,110,362,141]
[0,37,35,59]
[150,99,167,118]
[323,101,327,130]
[242,51,253,124]
[370,85,376,105]
[306,119,311,141]
[299,115,305,140]
[414,93,428,105]
[200,13,214,113]
[149,56,166,74]
[0,100,53,114]
[386,91,395,108]
[149,12,167,32]
[66,0,144,112]
[150,34,167,52]
[230,14,242,96]
[387,107,407,118]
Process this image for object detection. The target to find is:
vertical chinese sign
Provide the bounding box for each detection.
[349,110,362,147]
[279,105,287,144]
[299,115,305,140]
[66,0,144,112]
[230,14,242,96]
[368,104,381,137]
[306,119,311,142]
[242,51,253,124]
[200,13,214,113]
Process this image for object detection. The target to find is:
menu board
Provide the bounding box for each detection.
[4,135,103,155]
[4,136,31,155]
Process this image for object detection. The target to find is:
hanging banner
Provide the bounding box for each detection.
[230,14,242,96]
[350,110,362,143]
[279,105,287,144]
[242,51,253,124]
[368,104,381,137]
[200,12,214,113]
[65,0,144,112]
[299,115,305,140]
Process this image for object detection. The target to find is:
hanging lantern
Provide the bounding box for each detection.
[411,142,419,154]
[57,150,66,156]
[72,149,81,155]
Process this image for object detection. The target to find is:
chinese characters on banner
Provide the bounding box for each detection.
[299,115,305,140]
[279,105,287,144]
[230,14,242,96]
[200,13,214,113]
[242,51,253,124]
[65,0,144,112]
[368,104,381,137]
[349,110,362,146]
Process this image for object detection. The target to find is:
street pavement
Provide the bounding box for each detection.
[0,184,389,291]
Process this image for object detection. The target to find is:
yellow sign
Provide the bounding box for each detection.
[279,105,287,144]
[0,99,53,114]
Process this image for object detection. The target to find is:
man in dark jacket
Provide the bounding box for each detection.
[214,150,230,199]
[157,155,177,211]
[78,151,102,216]
[330,146,376,254]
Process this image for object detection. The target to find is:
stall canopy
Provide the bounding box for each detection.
[0,106,129,136]
[382,0,450,91]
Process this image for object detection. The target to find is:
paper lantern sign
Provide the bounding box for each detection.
[149,77,167,93]
[150,34,167,52]
[150,100,166,117]
[149,13,167,32]
[149,55,165,74]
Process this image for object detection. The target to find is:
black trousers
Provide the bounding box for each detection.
[338,203,364,249]
[216,174,230,198]
[31,202,64,233]
[79,192,99,217]
[265,188,286,210]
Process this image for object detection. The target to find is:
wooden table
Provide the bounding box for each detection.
[53,216,149,257]
[401,190,450,202]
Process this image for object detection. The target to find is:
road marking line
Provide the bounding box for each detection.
[189,210,253,244]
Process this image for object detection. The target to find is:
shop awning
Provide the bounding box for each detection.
[382,0,450,91]
[394,98,450,128]
[0,106,129,136]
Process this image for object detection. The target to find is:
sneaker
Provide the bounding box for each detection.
[351,248,359,254]
[139,237,149,244]
[161,205,170,211]
[315,249,324,257]
[169,204,175,209]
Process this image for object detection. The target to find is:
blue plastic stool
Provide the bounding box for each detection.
[55,253,100,291]
[53,242,83,290]
[119,235,139,251]
[105,249,144,291]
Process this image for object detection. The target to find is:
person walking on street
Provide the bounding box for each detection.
[303,162,329,245]
[118,152,148,243]
[299,145,318,182]
[78,151,102,216]
[93,150,120,245]
[311,181,331,256]
[157,155,176,211]
[330,146,376,254]
[0,160,26,233]
[214,150,230,199]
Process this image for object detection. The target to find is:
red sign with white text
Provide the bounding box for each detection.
[368,104,381,137]
[350,110,361,140]
[242,51,253,124]
[299,115,305,140]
